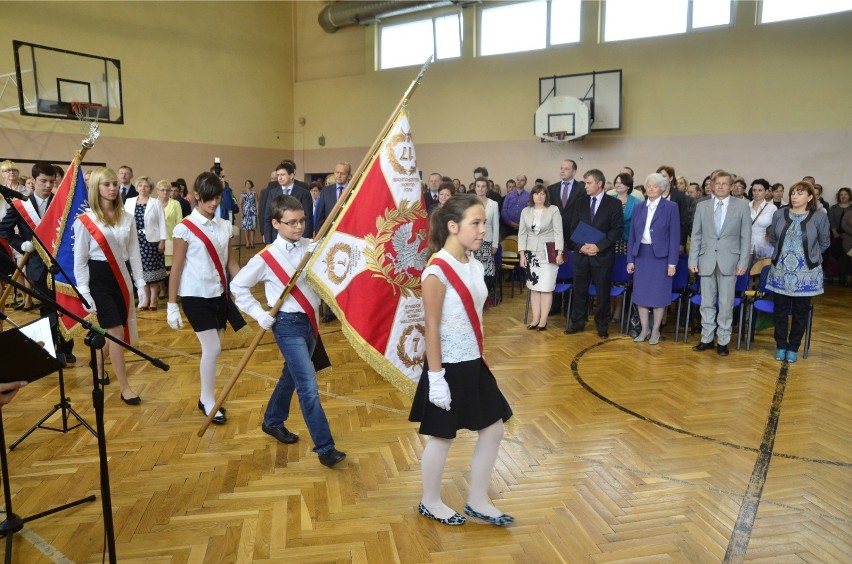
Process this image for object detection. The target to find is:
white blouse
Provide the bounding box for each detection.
[173,209,233,298]
[750,201,777,258]
[421,249,487,364]
[72,211,145,295]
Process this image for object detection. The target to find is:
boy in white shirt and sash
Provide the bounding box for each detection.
[230,195,345,468]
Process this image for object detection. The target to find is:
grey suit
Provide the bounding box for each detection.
[688,196,752,345]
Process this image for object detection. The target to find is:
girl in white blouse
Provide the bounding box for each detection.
[749,180,777,260]
[167,172,240,424]
[73,167,147,405]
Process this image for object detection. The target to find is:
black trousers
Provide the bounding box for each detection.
[570,254,614,330]
[772,293,811,352]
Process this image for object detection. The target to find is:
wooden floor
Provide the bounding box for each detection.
[2,257,850,563]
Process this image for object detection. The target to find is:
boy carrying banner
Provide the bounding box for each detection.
[230,195,345,468]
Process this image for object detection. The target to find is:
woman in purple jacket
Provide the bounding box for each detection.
[626,173,681,345]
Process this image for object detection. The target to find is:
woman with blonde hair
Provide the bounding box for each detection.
[124,176,167,310]
[73,167,147,404]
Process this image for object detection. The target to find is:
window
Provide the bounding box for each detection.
[604,0,731,43]
[380,13,461,70]
[480,0,581,57]
[760,0,852,24]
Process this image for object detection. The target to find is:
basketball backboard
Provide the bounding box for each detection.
[13,40,123,124]
[537,69,622,133]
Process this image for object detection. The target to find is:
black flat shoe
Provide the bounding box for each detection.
[318,448,346,468]
[198,400,227,424]
[527,324,538,330]
[537,324,547,331]
[89,360,110,384]
[418,503,465,526]
[121,393,141,405]
[463,504,514,526]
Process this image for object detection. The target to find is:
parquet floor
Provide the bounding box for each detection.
[1,256,849,563]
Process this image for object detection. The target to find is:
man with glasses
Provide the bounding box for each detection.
[688,170,751,357]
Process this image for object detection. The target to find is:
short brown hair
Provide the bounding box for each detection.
[788,181,817,212]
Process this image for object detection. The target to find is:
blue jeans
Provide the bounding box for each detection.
[265,312,335,455]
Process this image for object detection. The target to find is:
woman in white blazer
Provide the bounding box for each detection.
[518,184,564,330]
[471,177,500,292]
[124,176,167,310]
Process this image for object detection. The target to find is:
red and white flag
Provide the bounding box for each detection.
[306,110,427,396]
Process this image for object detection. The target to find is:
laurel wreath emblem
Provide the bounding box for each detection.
[364,200,426,297]
[385,130,417,175]
[323,242,353,285]
[397,323,425,368]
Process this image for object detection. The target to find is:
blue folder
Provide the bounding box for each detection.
[570,221,606,246]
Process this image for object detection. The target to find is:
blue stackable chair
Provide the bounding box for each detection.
[745,265,814,358]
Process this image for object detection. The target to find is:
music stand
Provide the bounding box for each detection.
[6,318,96,450]
[0,329,95,563]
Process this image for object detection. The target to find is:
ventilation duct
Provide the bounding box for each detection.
[318,1,478,33]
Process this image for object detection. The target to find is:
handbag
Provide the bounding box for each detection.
[545,241,558,263]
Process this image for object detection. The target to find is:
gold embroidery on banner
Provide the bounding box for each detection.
[385,128,417,175]
[363,200,427,298]
[323,242,353,285]
[397,323,425,369]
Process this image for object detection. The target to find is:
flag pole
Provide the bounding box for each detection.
[0,134,94,307]
[197,56,434,436]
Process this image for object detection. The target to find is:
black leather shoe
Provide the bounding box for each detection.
[262,423,298,444]
[564,324,584,335]
[64,353,77,364]
[318,448,346,468]
[198,400,227,425]
[121,393,141,405]
[537,324,547,331]
[693,341,715,352]
[717,344,730,356]
[597,329,609,338]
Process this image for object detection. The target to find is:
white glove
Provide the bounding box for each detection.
[137,286,147,307]
[167,302,183,330]
[81,293,97,313]
[307,238,322,253]
[21,241,34,253]
[258,312,275,330]
[427,368,452,411]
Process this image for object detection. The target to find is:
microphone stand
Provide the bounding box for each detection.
[0,272,170,564]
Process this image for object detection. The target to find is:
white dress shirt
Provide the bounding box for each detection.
[641,198,660,244]
[72,211,145,295]
[172,209,233,298]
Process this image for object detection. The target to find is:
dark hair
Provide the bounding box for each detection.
[771,182,785,192]
[623,166,634,176]
[31,161,55,178]
[428,193,482,258]
[176,178,187,190]
[534,178,544,184]
[473,166,489,178]
[583,168,605,185]
[53,165,65,178]
[748,178,770,199]
[564,159,577,171]
[527,183,550,206]
[656,165,675,190]
[276,161,295,174]
[245,179,254,189]
[194,171,223,202]
[439,180,455,194]
[282,159,297,171]
[614,172,633,194]
[836,187,851,203]
[789,181,817,212]
[270,194,304,221]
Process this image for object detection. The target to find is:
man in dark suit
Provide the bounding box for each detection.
[564,169,624,338]
[118,165,137,202]
[425,172,442,215]
[547,159,584,250]
[0,161,75,361]
[263,161,313,244]
[315,161,351,235]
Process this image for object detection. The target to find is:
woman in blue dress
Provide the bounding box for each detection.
[765,181,830,363]
[241,180,258,248]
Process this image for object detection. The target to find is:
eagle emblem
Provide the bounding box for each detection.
[386,222,428,273]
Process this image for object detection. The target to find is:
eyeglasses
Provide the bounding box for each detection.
[1,168,19,173]
[276,218,306,228]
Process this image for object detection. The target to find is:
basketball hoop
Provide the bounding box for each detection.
[70,101,102,149]
[541,131,569,143]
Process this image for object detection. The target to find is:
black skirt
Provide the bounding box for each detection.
[181,295,227,332]
[89,260,129,330]
[409,358,512,439]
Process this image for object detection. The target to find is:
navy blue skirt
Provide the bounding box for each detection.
[631,244,673,308]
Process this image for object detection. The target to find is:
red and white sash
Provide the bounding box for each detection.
[428,256,486,362]
[259,245,320,335]
[78,213,137,343]
[13,199,41,233]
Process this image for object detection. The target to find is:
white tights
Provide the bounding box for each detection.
[421,419,505,519]
[196,329,223,414]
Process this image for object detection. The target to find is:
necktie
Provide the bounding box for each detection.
[38,198,47,217]
[285,241,299,251]
[561,182,568,208]
[337,186,343,200]
[284,187,291,196]
[589,196,597,221]
[714,200,723,235]
[121,187,127,200]
[433,192,438,201]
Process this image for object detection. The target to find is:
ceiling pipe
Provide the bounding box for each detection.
[318,0,478,33]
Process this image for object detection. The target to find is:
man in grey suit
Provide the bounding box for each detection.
[688,170,751,356]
